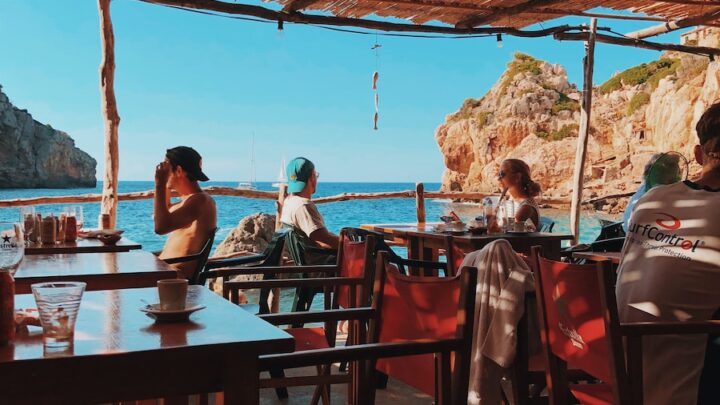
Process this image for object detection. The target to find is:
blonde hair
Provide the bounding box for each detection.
[503,159,542,197]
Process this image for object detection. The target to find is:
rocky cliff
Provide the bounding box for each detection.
[436,31,720,211]
[0,85,96,188]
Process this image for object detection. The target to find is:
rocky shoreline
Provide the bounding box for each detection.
[0,85,96,188]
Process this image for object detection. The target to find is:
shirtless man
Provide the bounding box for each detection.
[154,146,217,279]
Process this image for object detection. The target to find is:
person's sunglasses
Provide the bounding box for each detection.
[315,171,320,179]
[498,170,506,180]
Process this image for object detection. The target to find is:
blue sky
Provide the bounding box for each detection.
[0,1,689,182]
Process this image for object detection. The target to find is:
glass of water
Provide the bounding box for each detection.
[0,222,25,276]
[32,282,86,350]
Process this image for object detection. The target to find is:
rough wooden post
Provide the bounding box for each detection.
[570,18,597,245]
[416,182,426,223]
[98,0,120,229]
[271,183,288,313]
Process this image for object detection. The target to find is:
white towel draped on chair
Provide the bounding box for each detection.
[461,239,534,405]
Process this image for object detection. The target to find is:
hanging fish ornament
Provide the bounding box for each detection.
[372,71,379,130]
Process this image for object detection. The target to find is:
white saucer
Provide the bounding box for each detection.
[140,304,206,322]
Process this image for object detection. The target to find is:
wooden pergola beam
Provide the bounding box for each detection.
[140,0,574,37]
[570,18,597,245]
[455,0,567,29]
[555,31,720,55]
[625,8,720,39]
[98,0,120,230]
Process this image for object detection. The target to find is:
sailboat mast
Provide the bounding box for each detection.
[251,133,256,186]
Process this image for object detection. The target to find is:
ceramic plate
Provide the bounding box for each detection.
[140,304,206,322]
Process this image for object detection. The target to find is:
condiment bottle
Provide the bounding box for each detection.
[99,213,111,231]
[41,215,57,245]
[0,270,15,346]
[64,216,77,242]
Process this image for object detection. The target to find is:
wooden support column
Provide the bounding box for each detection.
[415,183,426,223]
[98,0,120,229]
[271,183,288,313]
[570,18,597,245]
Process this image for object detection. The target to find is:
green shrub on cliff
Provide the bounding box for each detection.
[475,111,490,127]
[449,97,482,122]
[599,58,680,94]
[626,92,651,116]
[500,53,543,96]
[537,124,579,141]
[551,92,580,114]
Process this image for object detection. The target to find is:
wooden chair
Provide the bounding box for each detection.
[198,229,288,313]
[530,246,720,405]
[539,216,555,233]
[256,251,478,405]
[162,227,217,285]
[223,231,377,403]
[282,223,338,314]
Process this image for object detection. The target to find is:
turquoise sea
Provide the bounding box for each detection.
[0,181,612,253]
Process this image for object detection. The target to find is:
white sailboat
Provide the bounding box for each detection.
[272,157,287,188]
[238,135,257,190]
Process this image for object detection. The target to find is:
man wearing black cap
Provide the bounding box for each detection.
[154,146,217,279]
[616,103,720,405]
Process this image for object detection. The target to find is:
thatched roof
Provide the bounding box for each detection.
[265,0,720,28]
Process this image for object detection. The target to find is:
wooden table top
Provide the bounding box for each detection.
[25,236,142,255]
[361,223,574,241]
[14,251,178,293]
[572,251,622,264]
[0,287,294,404]
[4,286,293,362]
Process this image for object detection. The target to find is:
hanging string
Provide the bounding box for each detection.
[372,32,381,130]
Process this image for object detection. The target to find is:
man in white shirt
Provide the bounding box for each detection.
[280,157,339,253]
[616,103,720,405]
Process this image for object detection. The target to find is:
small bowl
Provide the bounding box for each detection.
[98,233,122,246]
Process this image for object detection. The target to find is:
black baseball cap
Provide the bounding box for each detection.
[165,146,209,182]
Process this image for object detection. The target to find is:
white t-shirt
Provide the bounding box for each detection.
[616,180,720,405]
[280,195,327,238]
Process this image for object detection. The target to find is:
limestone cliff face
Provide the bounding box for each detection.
[0,85,96,188]
[436,35,720,204]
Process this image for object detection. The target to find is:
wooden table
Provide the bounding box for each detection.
[362,223,573,260]
[572,251,622,264]
[1,286,294,404]
[14,251,177,293]
[25,236,142,255]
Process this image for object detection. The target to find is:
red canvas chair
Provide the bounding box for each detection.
[223,231,376,404]
[257,251,478,405]
[529,246,720,405]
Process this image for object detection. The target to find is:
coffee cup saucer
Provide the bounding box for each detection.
[140,303,206,322]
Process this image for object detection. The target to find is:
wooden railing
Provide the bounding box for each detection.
[0,183,575,223]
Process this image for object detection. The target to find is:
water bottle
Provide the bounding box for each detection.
[483,197,498,233]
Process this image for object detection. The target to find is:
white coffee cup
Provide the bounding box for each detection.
[157,279,188,311]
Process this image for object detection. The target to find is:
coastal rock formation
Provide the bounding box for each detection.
[209,213,277,296]
[0,85,96,188]
[436,28,720,209]
[212,213,276,258]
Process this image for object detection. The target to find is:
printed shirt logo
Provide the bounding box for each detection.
[655,212,681,230]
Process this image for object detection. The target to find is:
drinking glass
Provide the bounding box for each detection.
[32,282,86,350]
[0,222,25,276]
[64,206,84,232]
[19,206,35,243]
